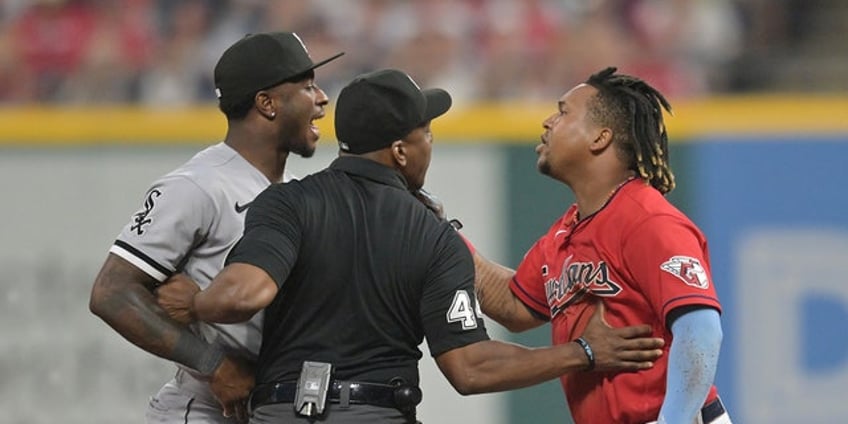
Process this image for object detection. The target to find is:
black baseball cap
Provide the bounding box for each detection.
[335,69,452,154]
[214,32,343,104]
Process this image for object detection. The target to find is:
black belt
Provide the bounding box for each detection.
[701,397,727,423]
[249,380,422,413]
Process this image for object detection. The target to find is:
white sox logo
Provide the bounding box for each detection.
[131,189,161,235]
[544,255,621,317]
[660,256,709,289]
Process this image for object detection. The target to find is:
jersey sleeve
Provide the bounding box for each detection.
[110,175,216,282]
[226,183,300,287]
[510,239,553,319]
[621,214,722,323]
[421,227,490,357]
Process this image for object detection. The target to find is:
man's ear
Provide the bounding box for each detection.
[391,140,406,166]
[589,128,614,153]
[255,91,277,120]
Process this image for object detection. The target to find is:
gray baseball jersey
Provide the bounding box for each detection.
[110,142,292,370]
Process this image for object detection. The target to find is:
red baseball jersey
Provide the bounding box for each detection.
[511,178,721,424]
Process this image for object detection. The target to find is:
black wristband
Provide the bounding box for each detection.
[574,337,595,371]
[174,332,226,377]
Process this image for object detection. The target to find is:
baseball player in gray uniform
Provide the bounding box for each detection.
[89,32,343,423]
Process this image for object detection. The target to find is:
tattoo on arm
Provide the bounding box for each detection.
[473,253,546,332]
[473,254,522,323]
[90,255,220,375]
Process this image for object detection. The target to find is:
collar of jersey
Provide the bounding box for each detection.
[330,156,409,190]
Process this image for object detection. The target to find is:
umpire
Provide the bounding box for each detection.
[156,69,664,423]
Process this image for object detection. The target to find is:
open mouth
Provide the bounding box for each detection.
[310,113,325,135]
[535,134,548,154]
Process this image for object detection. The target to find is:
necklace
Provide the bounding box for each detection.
[575,176,636,222]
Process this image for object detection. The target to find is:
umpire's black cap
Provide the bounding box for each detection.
[335,69,452,154]
[214,32,343,105]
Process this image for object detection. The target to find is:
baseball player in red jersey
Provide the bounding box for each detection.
[472,67,732,423]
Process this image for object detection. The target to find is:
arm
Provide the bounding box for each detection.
[473,251,546,332]
[89,254,254,420]
[657,307,723,424]
[193,262,279,323]
[411,188,543,332]
[435,302,664,395]
[89,254,224,373]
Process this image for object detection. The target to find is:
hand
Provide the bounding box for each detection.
[210,355,254,424]
[155,273,200,325]
[577,302,665,372]
[414,188,446,220]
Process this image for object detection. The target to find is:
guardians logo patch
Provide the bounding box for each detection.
[660,255,710,289]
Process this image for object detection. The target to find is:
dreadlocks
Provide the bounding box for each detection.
[585,67,676,194]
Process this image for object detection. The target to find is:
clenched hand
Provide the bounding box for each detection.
[211,355,254,424]
[155,273,200,325]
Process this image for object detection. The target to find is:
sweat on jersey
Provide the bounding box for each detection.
[511,178,722,424]
[110,142,292,368]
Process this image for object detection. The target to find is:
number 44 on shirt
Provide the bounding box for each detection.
[447,290,483,330]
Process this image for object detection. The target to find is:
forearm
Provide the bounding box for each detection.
[194,263,277,323]
[437,303,664,396]
[659,308,722,423]
[90,255,223,375]
[473,253,541,332]
[194,288,260,323]
[438,339,588,395]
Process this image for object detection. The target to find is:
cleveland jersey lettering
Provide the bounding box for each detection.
[545,255,622,318]
[511,179,724,423]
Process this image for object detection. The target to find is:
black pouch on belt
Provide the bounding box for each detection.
[389,377,423,417]
[294,361,333,417]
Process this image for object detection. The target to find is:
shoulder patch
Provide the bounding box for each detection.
[660,256,709,289]
[131,188,162,235]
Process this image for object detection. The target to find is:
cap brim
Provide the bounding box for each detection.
[309,51,345,72]
[255,51,346,94]
[422,88,452,122]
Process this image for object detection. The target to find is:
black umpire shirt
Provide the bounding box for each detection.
[227,156,490,387]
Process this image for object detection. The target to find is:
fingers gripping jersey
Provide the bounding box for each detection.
[109,143,293,365]
[511,179,722,424]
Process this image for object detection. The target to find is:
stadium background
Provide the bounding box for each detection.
[1,1,846,423]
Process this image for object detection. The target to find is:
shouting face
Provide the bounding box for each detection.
[271,77,330,158]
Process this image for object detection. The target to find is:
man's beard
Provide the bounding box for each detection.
[537,159,551,176]
[288,136,316,158]
[294,145,316,158]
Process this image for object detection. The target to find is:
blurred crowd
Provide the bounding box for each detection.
[0,0,830,105]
